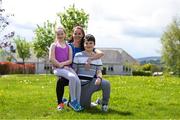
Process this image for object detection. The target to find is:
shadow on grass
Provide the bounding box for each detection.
[82,107,133,116]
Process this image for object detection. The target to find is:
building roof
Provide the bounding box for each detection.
[97,48,139,65]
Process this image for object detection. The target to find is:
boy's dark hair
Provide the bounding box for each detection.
[84,34,96,45]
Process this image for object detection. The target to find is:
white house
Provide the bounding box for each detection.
[98,48,139,75]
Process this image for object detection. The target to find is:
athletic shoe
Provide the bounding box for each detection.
[76,102,84,111]
[95,98,102,105]
[91,102,98,107]
[69,99,80,112]
[102,104,108,112]
[57,103,64,111]
[62,98,68,105]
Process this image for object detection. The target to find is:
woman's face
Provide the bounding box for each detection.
[56,29,65,40]
[84,40,95,52]
[73,28,83,42]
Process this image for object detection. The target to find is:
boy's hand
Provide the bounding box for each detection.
[95,78,101,85]
[85,58,92,70]
[85,62,91,70]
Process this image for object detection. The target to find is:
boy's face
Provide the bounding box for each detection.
[84,40,95,52]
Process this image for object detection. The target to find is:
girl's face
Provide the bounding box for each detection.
[73,28,83,42]
[84,40,95,52]
[56,29,66,40]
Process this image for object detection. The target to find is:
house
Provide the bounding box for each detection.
[1,47,139,75]
[98,48,139,75]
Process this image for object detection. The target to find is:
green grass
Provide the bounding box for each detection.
[0,75,180,119]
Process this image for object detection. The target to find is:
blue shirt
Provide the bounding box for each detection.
[69,43,83,58]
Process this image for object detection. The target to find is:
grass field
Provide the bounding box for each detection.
[0,75,180,119]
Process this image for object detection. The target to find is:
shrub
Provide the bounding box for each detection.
[0,62,35,75]
[132,70,152,76]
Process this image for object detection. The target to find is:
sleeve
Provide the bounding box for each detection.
[96,59,103,71]
[96,65,102,71]
[72,54,79,72]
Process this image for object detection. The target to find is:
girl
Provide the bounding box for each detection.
[49,27,82,111]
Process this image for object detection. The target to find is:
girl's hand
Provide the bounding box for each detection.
[64,66,70,70]
[58,63,64,68]
[95,78,101,85]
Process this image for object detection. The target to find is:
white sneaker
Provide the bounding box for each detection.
[95,98,102,105]
[102,105,108,112]
[91,102,98,107]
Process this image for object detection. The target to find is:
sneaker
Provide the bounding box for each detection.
[95,98,102,105]
[62,98,68,105]
[102,105,108,112]
[57,103,64,111]
[69,99,81,112]
[91,102,98,107]
[76,102,84,111]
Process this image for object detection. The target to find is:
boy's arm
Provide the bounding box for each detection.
[95,70,103,85]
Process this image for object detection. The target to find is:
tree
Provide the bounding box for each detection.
[33,20,56,74]
[161,18,180,76]
[33,20,56,58]
[0,0,15,50]
[57,4,89,39]
[14,36,31,64]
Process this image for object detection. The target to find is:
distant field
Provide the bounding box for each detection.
[0,75,180,119]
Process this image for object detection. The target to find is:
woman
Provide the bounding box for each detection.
[56,26,104,109]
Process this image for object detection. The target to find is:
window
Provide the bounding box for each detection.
[108,66,114,72]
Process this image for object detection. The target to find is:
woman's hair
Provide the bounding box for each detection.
[69,26,85,50]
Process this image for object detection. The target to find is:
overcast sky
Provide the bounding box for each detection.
[2,0,180,58]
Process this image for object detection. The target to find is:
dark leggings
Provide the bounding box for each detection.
[56,77,69,104]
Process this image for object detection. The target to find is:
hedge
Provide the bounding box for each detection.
[0,62,35,75]
[132,70,152,76]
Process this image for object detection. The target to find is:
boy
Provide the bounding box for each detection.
[73,34,111,112]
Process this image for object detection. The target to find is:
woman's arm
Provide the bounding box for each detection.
[61,45,73,66]
[92,49,104,60]
[49,43,64,68]
[86,49,104,65]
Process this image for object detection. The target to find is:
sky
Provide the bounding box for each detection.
[2,0,180,58]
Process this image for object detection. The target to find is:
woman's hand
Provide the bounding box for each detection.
[95,77,102,85]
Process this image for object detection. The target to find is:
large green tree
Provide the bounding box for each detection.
[57,4,89,39]
[161,18,180,76]
[14,36,31,63]
[33,20,56,58]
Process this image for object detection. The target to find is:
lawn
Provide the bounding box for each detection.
[0,75,180,119]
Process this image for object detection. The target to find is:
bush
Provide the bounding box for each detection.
[142,64,152,71]
[132,70,152,76]
[0,62,35,75]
